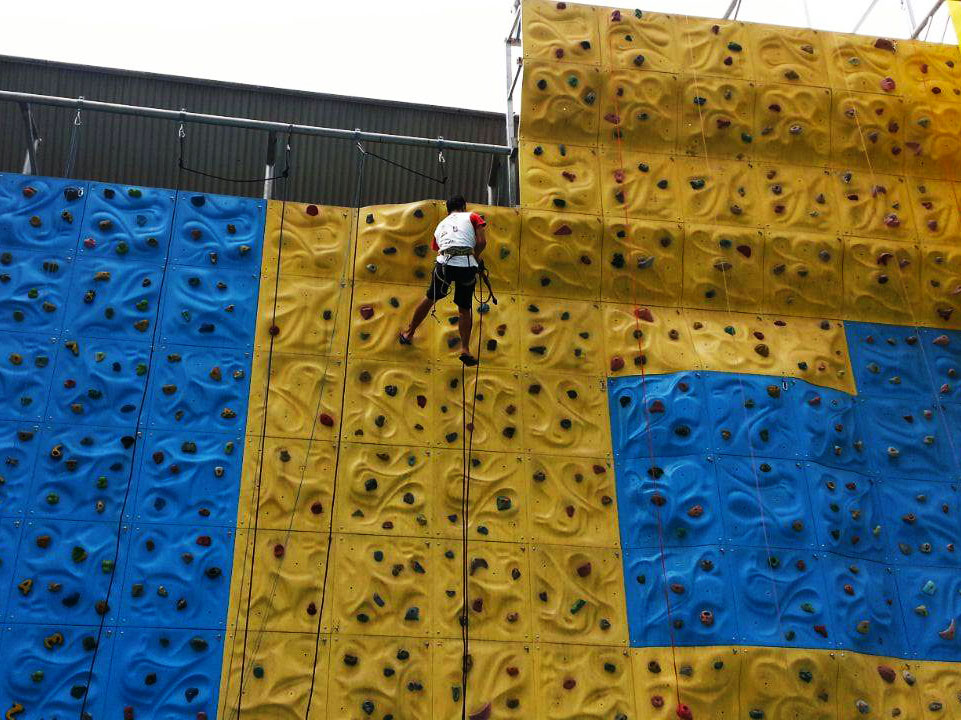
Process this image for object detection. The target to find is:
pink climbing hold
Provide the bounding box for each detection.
[604,113,621,125]
[613,169,625,184]
[677,703,694,720]
[652,695,665,708]
[880,77,897,92]
[939,618,956,640]
[883,214,901,228]
[934,335,950,347]
[610,9,622,21]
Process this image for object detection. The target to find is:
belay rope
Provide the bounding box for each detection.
[459,259,494,720]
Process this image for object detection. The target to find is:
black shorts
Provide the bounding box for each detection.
[426,263,477,310]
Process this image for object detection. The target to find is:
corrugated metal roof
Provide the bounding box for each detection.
[0,55,512,206]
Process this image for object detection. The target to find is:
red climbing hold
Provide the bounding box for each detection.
[877,665,896,683]
[814,624,828,638]
[269,325,280,337]
[416,395,427,408]
[359,305,375,320]
[124,707,135,720]
[677,703,694,720]
[561,171,577,182]
[844,584,854,595]
[808,395,821,407]
[310,501,323,515]
[604,113,621,125]
[652,695,665,708]
[649,399,665,413]
[736,245,752,258]
[687,505,704,518]
[305,204,319,216]
[506,666,519,677]
[554,224,572,236]
[273,543,285,558]
[563,678,576,690]
[700,610,714,626]
[636,307,654,322]
[939,618,956,640]
[592,464,606,474]
[576,562,592,578]
[610,9,622,21]
[651,493,666,507]
[319,413,335,427]
[934,335,950,347]
[880,77,896,92]
[874,37,896,51]
[610,356,625,372]
[196,536,212,547]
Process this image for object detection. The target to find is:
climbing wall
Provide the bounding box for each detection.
[518,2,961,720]
[0,173,264,718]
[2,5,961,719]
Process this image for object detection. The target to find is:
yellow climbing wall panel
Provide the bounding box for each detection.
[216,3,961,719]
[519,0,961,330]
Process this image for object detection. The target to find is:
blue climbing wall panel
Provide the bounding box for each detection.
[0,172,263,717]
[610,321,961,659]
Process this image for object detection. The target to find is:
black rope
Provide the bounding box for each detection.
[78,132,184,720]
[230,137,292,718]
[358,145,448,185]
[460,263,491,720]
[178,123,292,184]
[303,146,368,719]
[64,101,82,178]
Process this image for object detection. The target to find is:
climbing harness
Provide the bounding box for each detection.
[63,96,83,178]
[78,119,186,720]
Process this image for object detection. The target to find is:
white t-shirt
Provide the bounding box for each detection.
[432,211,486,267]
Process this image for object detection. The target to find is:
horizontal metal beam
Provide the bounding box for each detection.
[0,90,513,156]
[911,0,946,37]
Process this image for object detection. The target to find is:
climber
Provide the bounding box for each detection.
[399,195,487,366]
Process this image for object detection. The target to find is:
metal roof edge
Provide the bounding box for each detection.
[0,54,506,121]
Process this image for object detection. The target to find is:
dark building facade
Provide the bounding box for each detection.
[0,55,510,206]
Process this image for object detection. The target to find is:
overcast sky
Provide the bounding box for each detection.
[3,0,957,113]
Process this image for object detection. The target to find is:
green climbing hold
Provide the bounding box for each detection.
[72,546,88,563]
[570,598,587,614]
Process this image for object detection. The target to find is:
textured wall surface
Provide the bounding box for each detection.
[1,3,961,719]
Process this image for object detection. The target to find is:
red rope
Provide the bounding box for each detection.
[605,16,684,711]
